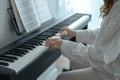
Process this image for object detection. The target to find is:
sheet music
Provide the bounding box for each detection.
[11,0,25,33]
[15,0,41,32]
[34,0,53,23]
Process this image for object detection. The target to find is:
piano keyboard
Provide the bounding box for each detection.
[0,13,87,74]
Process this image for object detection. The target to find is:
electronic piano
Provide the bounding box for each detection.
[0,13,91,80]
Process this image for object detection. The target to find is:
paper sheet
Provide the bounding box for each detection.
[15,0,41,32]
[34,0,53,23]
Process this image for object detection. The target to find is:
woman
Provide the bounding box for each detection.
[45,0,120,80]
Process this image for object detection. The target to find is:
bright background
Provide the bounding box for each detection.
[48,0,103,29]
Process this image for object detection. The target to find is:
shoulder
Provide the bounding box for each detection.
[108,0,120,23]
[115,0,120,9]
[112,0,120,12]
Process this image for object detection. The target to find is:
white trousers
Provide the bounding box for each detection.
[56,67,102,80]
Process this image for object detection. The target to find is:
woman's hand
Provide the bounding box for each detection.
[60,27,76,38]
[45,39,62,49]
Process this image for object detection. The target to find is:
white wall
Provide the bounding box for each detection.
[47,0,57,18]
[56,0,103,29]
[88,0,103,29]
[0,0,19,48]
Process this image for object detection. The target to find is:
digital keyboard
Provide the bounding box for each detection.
[0,13,91,80]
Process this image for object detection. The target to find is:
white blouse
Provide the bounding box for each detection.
[60,0,120,80]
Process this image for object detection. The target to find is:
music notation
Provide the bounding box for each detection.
[34,0,53,23]
[11,0,53,33]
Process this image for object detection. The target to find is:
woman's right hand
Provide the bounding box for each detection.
[60,27,76,38]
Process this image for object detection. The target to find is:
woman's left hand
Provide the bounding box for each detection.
[45,39,62,49]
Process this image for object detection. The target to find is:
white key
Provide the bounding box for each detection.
[7,45,48,73]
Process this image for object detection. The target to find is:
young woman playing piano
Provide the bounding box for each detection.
[45,0,120,80]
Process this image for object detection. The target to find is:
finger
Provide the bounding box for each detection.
[49,41,55,47]
[61,30,69,36]
[48,41,58,49]
[45,41,54,47]
[60,34,67,38]
[44,39,53,46]
[45,39,58,46]
[60,27,68,33]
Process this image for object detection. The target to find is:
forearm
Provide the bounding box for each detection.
[75,28,100,44]
[60,40,91,66]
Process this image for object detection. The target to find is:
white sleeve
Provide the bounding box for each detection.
[76,28,100,44]
[60,40,106,67]
[60,40,92,66]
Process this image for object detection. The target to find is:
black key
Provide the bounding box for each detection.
[25,42,40,46]
[18,45,34,50]
[15,48,29,53]
[34,36,48,40]
[28,39,41,45]
[41,32,55,37]
[31,41,42,45]
[20,44,36,50]
[38,37,48,41]
[24,42,42,46]
[21,44,36,48]
[10,50,27,55]
[39,37,48,41]
[0,61,9,66]
[6,52,23,57]
[30,38,42,43]
[0,57,14,62]
[20,44,35,49]
[2,55,18,60]
[31,37,45,45]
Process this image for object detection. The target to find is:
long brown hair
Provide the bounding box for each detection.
[100,0,115,18]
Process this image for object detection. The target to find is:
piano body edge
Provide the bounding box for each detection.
[0,66,16,80]
[16,49,61,80]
